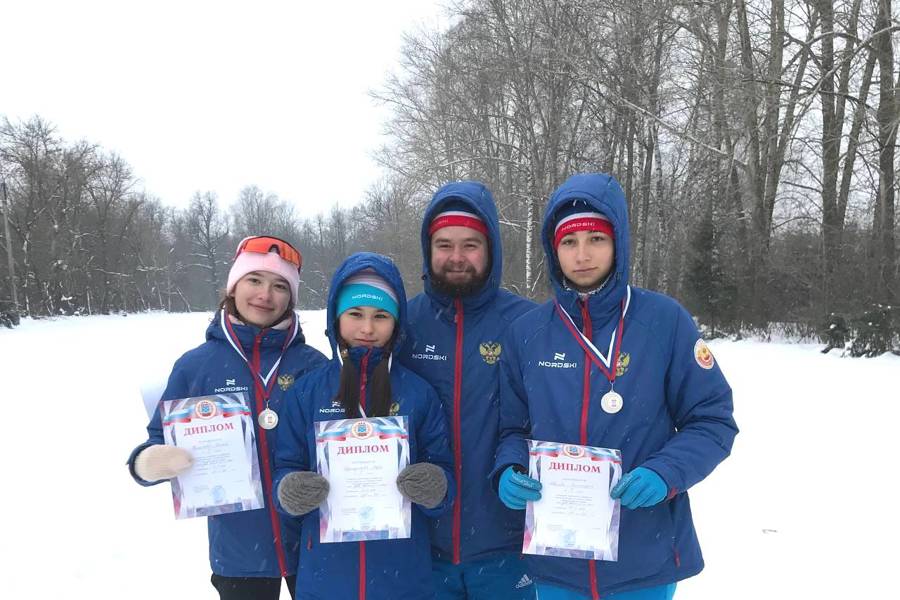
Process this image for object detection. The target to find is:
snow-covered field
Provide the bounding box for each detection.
[1,311,896,598]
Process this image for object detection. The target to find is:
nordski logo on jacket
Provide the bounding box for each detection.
[319,400,344,415]
[539,352,578,369]
[214,377,249,393]
[411,343,448,361]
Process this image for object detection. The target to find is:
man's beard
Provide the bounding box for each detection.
[430,266,490,298]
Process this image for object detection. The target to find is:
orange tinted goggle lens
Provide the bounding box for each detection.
[237,236,302,270]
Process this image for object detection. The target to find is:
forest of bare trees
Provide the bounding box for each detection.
[1,0,898,349]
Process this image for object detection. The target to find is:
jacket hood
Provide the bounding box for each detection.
[421,181,502,309]
[541,173,630,313]
[325,252,408,358]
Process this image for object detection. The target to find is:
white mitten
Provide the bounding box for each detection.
[134,445,193,482]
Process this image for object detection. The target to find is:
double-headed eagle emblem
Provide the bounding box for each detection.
[479,342,502,365]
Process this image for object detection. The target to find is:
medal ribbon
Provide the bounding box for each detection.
[553,285,631,383]
[221,311,298,406]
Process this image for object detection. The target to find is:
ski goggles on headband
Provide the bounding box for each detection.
[234,236,303,271]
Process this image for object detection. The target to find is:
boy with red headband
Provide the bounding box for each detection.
[493,173,738,600]
[128,235,327,600]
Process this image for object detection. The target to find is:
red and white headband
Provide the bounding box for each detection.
[429,210,488,237]
[553,212,614,249]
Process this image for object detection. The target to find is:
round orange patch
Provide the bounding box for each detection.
[694,339,715,370]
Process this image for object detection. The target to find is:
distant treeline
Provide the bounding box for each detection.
[0,116,425,316]
[1,0,898,347]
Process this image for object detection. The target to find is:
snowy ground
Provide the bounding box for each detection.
[1,311,896,598]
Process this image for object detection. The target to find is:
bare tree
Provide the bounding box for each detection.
[872,0,897,303]
[186,192,229,307]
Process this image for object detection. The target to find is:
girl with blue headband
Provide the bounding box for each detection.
[273,252,455,600]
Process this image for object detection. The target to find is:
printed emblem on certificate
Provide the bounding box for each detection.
[161,393,263,519]
[315,416,411,543]
[523,439,623,561]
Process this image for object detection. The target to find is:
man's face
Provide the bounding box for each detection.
[429,226,489,297]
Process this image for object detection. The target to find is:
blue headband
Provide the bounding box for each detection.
[336,282,399,319]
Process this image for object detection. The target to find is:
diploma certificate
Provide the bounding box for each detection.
[161,393,264,519]
[523,440,623,560]
[316,417,411,543]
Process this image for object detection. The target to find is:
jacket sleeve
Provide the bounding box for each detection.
[491,326,531,488]
[127,358,191,486]
[272,374,315,517]
[413,381,456,519]
[641,305,739,495]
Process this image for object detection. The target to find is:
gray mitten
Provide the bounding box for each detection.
[277,471,330,516]
[396,462,447,509]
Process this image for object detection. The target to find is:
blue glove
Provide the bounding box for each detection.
[610,467,668,509]
[498,465,542,510]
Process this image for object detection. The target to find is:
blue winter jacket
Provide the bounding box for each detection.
[398,181,537,564]
[273,252,456,600]
[128,313,327,577]
[493,173,738,597]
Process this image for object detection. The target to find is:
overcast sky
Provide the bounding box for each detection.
[3,0,446,213]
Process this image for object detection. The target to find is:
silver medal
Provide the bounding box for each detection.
[600,390,623,414]
[258,408,279,429]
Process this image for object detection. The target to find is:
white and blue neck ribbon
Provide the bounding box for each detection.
[555,285,631,372]
[220,311,299,387]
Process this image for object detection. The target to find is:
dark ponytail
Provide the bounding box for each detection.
[334,342,394,418]
[367,357,393,417]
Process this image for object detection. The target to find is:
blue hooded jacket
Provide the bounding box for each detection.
[399,181,537,564]
[273,252,455,600]
[493,173,738,597]
[128,313,327,577]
